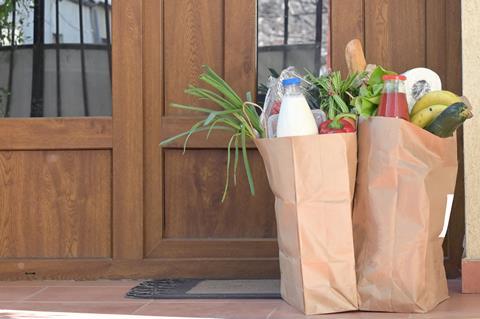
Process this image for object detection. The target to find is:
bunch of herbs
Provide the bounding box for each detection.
[160,65,264,202]
[305,71,367,119]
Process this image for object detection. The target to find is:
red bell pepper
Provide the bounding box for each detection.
[319,113,357,134]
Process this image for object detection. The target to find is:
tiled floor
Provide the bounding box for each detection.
[0,280,478,318]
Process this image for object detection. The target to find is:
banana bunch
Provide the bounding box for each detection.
[410,91,462,128]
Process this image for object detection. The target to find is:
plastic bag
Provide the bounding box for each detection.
[267,110,327,138]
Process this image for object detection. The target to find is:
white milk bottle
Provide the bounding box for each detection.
[276,78,318,137]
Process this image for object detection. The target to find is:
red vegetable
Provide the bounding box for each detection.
[319,113,357,134]
[271,101,281,115]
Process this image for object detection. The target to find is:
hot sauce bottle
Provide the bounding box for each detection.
[377,75,410,121]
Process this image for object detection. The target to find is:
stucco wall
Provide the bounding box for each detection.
[462,0,480,259]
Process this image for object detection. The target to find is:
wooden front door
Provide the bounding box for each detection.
[0,0,278,280]
[0,0,464,279]
[0,0,114,278]
[141,0,278,277]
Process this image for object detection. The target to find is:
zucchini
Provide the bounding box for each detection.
[425,102,473,137]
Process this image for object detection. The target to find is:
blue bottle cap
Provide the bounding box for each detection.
[282,77,302,87]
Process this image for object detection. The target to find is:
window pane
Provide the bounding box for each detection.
[257,0,330,102]
[7,48,33,117]
[0,0,112,118]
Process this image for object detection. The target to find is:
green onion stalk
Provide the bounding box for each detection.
[160,65,265,202]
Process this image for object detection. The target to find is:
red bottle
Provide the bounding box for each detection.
[377,75,410,121]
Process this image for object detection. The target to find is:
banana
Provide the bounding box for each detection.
[411,104,448,128]
[411,90,461,116]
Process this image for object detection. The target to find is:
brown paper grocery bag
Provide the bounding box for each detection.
[353,117,458,313]
[255,134,358,315]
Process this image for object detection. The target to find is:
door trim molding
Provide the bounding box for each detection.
[0,117,112,150]
[0,259,279,280]
[112,0,144,259]
[145,239,278,259]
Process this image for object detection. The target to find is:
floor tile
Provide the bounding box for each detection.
[267,303,411,319]
[0,287,45,301]
[0,301,147,315]
[0,310,172,319]
[135,300,280,319]
[26,286,143,302]
[0,279,477,319]
[267,283,480,319]
[0,303,15,310]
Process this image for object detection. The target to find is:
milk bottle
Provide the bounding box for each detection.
[276,78,318,137]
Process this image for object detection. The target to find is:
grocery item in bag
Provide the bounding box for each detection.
[402,67,442,111]
[353,117,458,313]
[276,78,318,137]
[377,75,410,121]
[255,133,358,314]
[268,110,327,138]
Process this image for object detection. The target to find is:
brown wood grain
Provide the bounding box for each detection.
[426,0,447,84]
[445,0,462,96]
[224,0,256,97]
[365,0,426,71]
[147,239,278,259]
[426,0,463,278]
[164,0,224,116]
[144,0,278,273]
[445,0,464,279]
[0,0,464,280]
[0,150,111,258]
[163,149,276,239]
[143,0,165,257]
[0,259,279,280]
[0,117,112,150]
[112,0,144,259]
[331,0,364,76]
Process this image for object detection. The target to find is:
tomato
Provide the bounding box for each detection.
[271,101,281,115]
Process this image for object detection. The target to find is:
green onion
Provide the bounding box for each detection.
[160,65,264,201]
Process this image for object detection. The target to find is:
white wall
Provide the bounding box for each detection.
[462,0,480,259]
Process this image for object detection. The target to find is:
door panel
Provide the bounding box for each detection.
[331,0,364,76]
[163,149,275,239]
[144,0,277,274]
[0,149,111,258]
[164,0,224,116]
[364,0,426,72]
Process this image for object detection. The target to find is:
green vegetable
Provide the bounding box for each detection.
[425,102,473,137]
[350,66,396,117]
[160,65,264,201]
[305,71,367,119]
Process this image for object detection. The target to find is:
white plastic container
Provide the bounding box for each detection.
[276,78,318,137]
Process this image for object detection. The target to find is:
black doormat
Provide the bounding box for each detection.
[126,279,281,299]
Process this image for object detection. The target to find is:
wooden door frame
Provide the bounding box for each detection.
[0,0,464,280]
[111,0,278,278]
[0,0,278,280]
[0,0,142,279]
[112,0,144,261]
[141,0,279,277]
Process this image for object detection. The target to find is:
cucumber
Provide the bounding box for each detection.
[425,102,473,137]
